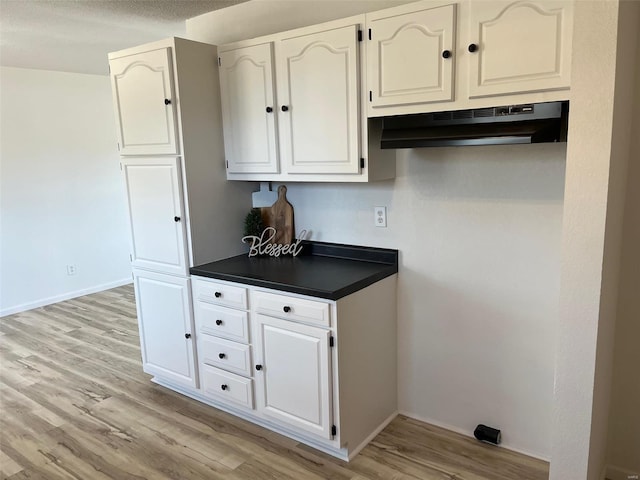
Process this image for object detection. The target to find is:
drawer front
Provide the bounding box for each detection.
[252,291,330,327]
[195,302,249,343]
[201,364,254,409]
[200,335,252,377]
[193,278,247,310]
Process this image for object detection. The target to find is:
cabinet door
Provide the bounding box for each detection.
[132,269,196,389]
[254,314,333,439]
[110,47,179,155]
[467,0,573,98]
[367,4,456,110]
[219,44,279,174]
[122,157,189,276]
[277,25,360,175]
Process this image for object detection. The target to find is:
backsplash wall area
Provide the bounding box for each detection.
[188,1,566,459]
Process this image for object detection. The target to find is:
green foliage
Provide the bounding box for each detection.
[243,208,264,237]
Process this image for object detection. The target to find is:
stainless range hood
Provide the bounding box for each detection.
[380,101,569,149]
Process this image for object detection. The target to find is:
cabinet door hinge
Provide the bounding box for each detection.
[369,91,372,102]
[117,142,120,151]
[226,160,229,169]
[360,158,365,169]
[331,425,337,437]
[119,162,122,170]
[358,30,363,42]
[329,336,335,347]
[129,254,132,262]
[218,57,221,66]
[368,28,372,40]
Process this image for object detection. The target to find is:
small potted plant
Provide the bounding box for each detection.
[243,208,265,238]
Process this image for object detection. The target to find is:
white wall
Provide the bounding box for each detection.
[550,1,639,479]
[187,0,565,459]
[186,0,414,45]
[285,146,565,460]
[606,2,640,477]
[0,67,131,316]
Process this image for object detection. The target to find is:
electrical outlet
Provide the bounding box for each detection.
[374,206,387,227]
[66,265,77,276]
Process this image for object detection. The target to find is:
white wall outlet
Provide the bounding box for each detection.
[374,206,387,227]
[66,265,77,275]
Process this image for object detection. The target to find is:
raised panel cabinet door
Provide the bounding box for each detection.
[467,0,573,98]
[219,44,279,174]
[110,47,179,155]
[367,3,456,110]
[277,25,360,175]
[122,157,189,276]
[254,314,333,439]
[132,270,197,388]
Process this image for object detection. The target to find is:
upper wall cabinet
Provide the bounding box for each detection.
[219,43,279,174]
[218,16,395,183]
[367,3,456,111]
[277,26,360,175]
[365,0,573,117]
[467,0,573,98]
[109,37,254,268]
[110,47,179,156]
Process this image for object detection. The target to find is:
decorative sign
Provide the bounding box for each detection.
[242,227,308,258]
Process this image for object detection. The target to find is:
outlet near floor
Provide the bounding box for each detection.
[66,265,77,275]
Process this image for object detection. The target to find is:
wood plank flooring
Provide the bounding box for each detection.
[1,285,550,480]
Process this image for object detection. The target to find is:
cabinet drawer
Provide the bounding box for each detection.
[201,364,254,409]
[194,302,250,344]
[193,278,247,310]
[252,291,330,327]
[200,335,252,377]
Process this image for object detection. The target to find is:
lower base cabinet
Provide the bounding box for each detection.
[254,313,333,439]
[132,269,197,389]
[148,274,397,460]
[200,364,254,408]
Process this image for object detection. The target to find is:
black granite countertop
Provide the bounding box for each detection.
[190,241,398,300]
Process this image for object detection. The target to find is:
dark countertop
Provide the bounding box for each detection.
[190,241,398,300]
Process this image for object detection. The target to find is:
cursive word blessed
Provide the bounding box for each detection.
[242,227,307,258]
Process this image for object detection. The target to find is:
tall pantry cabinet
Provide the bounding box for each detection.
[108,37,253,388]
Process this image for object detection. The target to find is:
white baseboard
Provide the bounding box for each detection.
[606,464,640,480]
[398,410,550,462]
[0,278,132,317]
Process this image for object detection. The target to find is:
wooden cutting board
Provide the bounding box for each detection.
[261,185,294,245]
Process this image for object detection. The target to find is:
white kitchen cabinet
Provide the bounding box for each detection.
[182,274,397,461]
[254,313,333,439]
[110,47,178,156]
[132,269,196,388]
[200,364,254,408]
[109,38,253,390]
[193,279,255,410]
[219,16,396,183]
[367,3,456,112]
[277,25,360,175]
[200,335,252,377]
[121,157,188,276]
[365,0,573,117]
[109,38,252,269]
[467,0,573,98]
[219,43,279,174]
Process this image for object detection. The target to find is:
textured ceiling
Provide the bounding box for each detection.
[0,0,248,75]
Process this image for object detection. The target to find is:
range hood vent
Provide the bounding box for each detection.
[380,101,569,149]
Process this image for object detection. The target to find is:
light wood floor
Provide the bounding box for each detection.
[1,285,549,480]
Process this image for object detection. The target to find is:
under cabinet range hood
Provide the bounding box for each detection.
[380,101,569,149]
